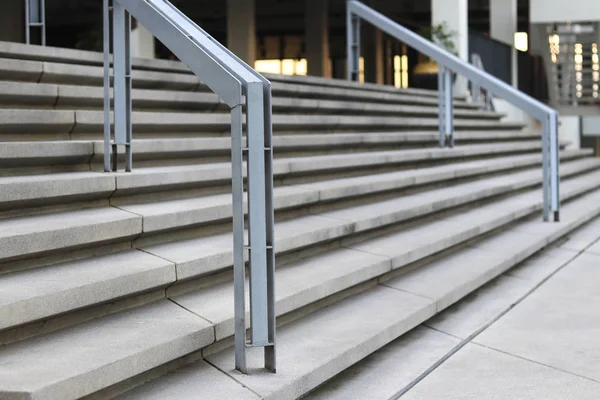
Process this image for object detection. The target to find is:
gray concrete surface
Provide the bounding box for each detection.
[304,205,600,400]
[305,326,460,400]
[2,40,600,400]
[475,252,600,382]
[116,360,259,400]
[403,343,600,400]
[208,286,435,400]
[0,300,214,400]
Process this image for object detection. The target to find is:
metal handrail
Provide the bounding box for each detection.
[347,0,560,222]
[471,54,495,112]
[103,0,275,373]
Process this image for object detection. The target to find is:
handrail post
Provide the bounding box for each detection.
[347,4,360,81]
[103,0,111,172]
[104,0,276,373]
[471,55,481,105]
[550,112,560,221]
[438,67,446,148]
[263,84,276,373]
[231,102,247,373]
[241,82,276,373]
[541,115,551,221]
[444,68,454,148]
[112,0,133,172]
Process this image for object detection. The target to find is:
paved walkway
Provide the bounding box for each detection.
[403,244,600,399]
[308,218,600,399]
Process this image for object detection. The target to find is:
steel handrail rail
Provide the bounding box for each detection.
[103,0,275,374]
[347,0,560,222]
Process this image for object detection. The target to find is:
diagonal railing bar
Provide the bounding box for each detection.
[103,0,275,373]
[347,0,560,222]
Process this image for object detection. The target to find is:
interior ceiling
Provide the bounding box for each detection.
[45,0,530,40]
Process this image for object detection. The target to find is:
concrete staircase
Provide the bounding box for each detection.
[1,40,599,400]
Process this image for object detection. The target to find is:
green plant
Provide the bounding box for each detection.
[418,23,458,56]
[75,26,103,52]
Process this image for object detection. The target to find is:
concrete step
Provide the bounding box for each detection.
[1,153,592,334]
[118,184,600,400]
[0,300,214,400]
[0,171,114,210]
[0,129,539,166]
[165,165,600,342]
[0,81,497,119]
[0,56,478,108]
[93,131,540,166]
[81,110,520,134]
[1,166,597,400]
[0,141,93,168]
[138,159,600,282]
[0,250,174,331]
[114,142,546,194]
[0,109,520,135]
[0,206,141,264]
[307,206,600,400]
[114,151,594,235]
[0,40,462,101]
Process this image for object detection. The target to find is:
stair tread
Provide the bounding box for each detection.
[92,131,541,156]
[210,285,433,400]
[0,148,589,208]
[203,186,600,400]
[0,250,174,330]
[167,168,600,342]
[0,80,500,117]
[306,193,600,400]
[0,207,141,261]
[0,55,478,107]
[141,159,600,281]
[69,109,524,133]
[0,171,114,204]
[9,182,593,400]
[118,152,564,231]
[115,141,547,192]
[0,140,93,159]
[0,300,214,400]
[0,41,463,102]
[117,360,260,400]
[0,159,597,334]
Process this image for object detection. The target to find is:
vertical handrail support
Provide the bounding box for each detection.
[103,0,276,374]
[104,0,133,172]
[346,0,559,222]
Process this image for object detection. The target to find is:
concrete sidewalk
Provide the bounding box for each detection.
[308,218,600,400]
[404,249,600,399]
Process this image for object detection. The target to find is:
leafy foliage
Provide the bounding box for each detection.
[418,23,458,56]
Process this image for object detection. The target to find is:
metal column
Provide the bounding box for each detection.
[541,116,551,222]
[103,0,112,172]
[231,102,247,373]
[111,1,133,172]
[347,8,360,81]
[444,68,454,148]
[438,67,454,148]
[25,0,46,45]
[548,112,560,221]
[233,83,276,374]
[262,84,276,373]
[551,112,560,221]
[438,67,446,148]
